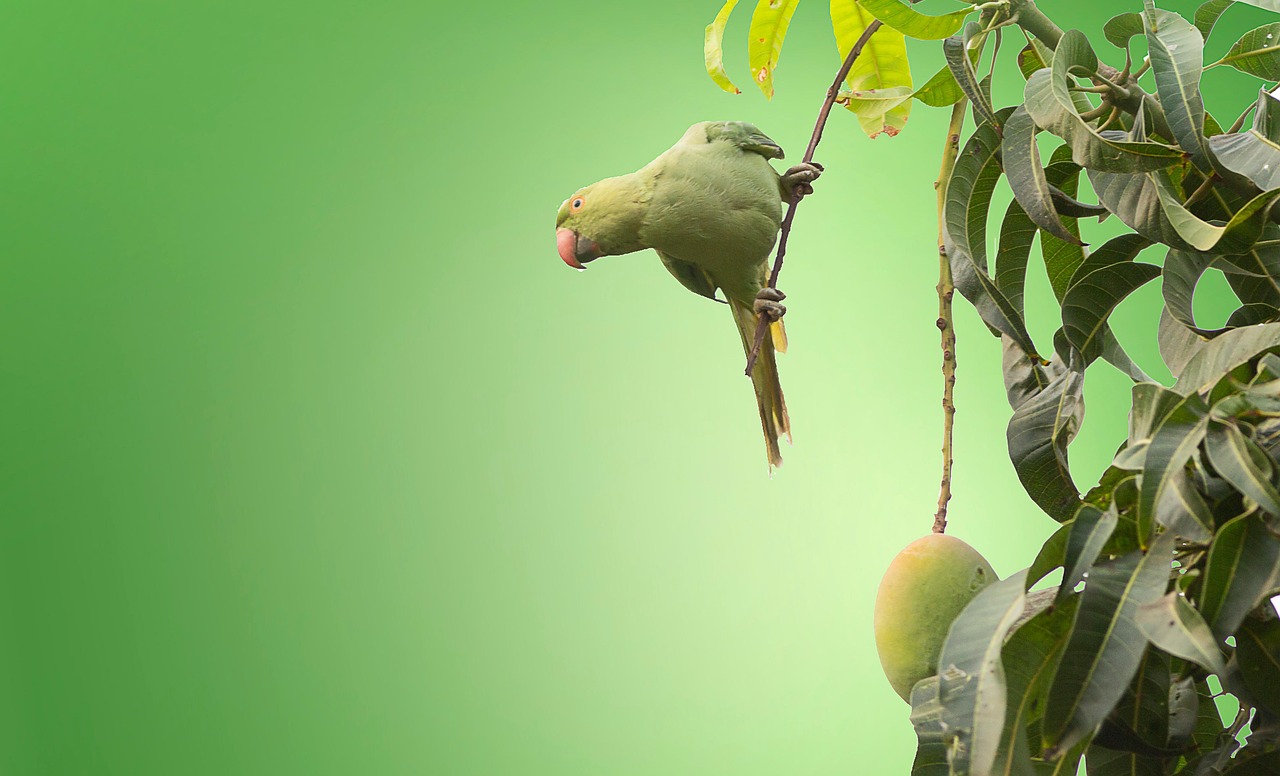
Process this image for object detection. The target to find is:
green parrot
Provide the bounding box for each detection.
[555,121,821,468]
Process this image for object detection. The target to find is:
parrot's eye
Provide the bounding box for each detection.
[570,197,585,212]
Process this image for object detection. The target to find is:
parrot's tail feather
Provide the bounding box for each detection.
[730,299,791,469]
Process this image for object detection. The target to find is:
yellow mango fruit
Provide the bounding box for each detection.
[873,533,997,701]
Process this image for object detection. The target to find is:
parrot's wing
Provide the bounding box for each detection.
[658,251,722,302]
[704,121,785,160]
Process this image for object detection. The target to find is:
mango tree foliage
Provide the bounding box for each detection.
[699,0,1280,772]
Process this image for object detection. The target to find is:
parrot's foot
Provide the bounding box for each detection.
[781,162,823,203]
[754,287,787,321]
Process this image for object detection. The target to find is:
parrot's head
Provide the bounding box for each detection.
[555,176,646,270]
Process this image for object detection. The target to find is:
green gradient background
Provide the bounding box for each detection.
[0,1,1265,773]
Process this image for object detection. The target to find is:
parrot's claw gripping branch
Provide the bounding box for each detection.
[781,162,824,204]
[743,20,885,376]
[753,288,787,321]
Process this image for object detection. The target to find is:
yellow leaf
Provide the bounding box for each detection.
[832,0,913,137]
[748,0,802,99]
[705,0,743,94]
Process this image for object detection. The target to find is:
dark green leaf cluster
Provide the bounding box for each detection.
[912,0,1280,773]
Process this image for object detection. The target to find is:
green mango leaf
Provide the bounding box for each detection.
[1203,419,1280,516]
[1089,648,1172,771]
[1236,616,1280,715]
[1194,0,1235,42]
[1002,337,1057,410]
[1135,592,1227,674]
[1159,307,1208,378]
[1024,42,1183,173]
[1101,329,1154,383]
[1104,12,1146,49]
[1058,505,1120,606]
[1212,22,1280,79]
[1155,178,1280,253]
[1237,0,1280,12]
[1049,185,1109,219]
[1136,387,1211,538]
[748,0,801,99]
[1174,321,1280,394]
[1042,532,1176,756]
[936,571,1030,776]
[833,0,914,137]
[1007,360,1085,522]
[909,676,950,776]
[1222,752,1280,775]
[1208,90,1280,190]
[913,64,964,107]
[1062,260,1161,365]
[1144,1,1213,173]
[993,598,1080,776]
[947,113,1040,356]
[1041,150,1088,303]
[996,200,1037,317]
[1162,249,1242,337]
[1199,512,1280,638]
[704,0,742,94]
[1005,106,1084,246]
[1028,522,1072,590]
[1228,302,1280,326]
[854,0,970,40]
[1017,43,1044,80]
[945,22,997,128]
[1166,675,1199,748]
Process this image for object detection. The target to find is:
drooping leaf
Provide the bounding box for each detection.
[1236,616,1280,715]
[935,571,1030,776]
[946,113,1040,356]
[1144,1,1213,172]
[1086,648,1172,773]
[945,22,997,128]
[1005,106,1084,245]
[1104,12,1146,50]
[1162,249,1235,337]
[1212,22,1280,79]
[1208,89,1280,190]
[1017,41,1048,80]
[996,200,1037,317]
[993,598,1080,776]
[1159,306,1208,378]
[1007,360,1085,522]
[1028,522,1072,590]
[913,64,965,107]
[832,0,914,137]
[1222,752,1280,775]
[909,676,950,776]
[1049,185,1109,219]
[1135,592,1228,674]
[704,0,742,94]
[1174,321,1280,394]
[1003,337,1058,410]
[1153,175,1280,253]
[854,0,971,40]
[748,0,801,99]
[1137,387,1212,536]
[1199,512,1280,638]
[1203,419,1280,516]
[1062,260,1162,365]
[1042,532,1177,756]
[1194,0,1235,42]
[1236,0,1280,13]
[1041,150,1088,303]
[1058,504,1120,606]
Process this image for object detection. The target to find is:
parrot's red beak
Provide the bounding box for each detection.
[557,228,602,269]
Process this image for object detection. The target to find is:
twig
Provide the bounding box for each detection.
[744,20,885,376]
[933,101,969,535]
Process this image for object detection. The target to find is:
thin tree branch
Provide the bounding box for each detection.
[933,101,968,535]
[744,19,884,376]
